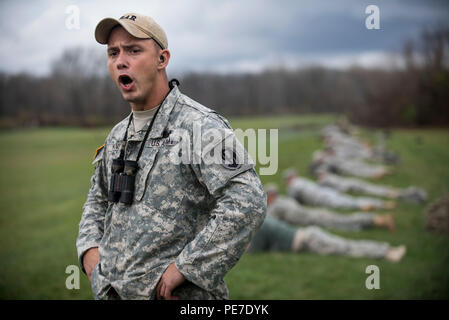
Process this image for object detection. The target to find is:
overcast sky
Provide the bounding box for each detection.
[1,0,448,76]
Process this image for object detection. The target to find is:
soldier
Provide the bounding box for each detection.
[265,184,396,232]
[310,149,392,179]
[320,124,372,160]
[247,216,406,262]
[284,169,396,211]
[317,172,427,204]
[76,13,266,300]
[321,124,399,165]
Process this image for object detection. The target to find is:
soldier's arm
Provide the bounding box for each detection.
[175,167,266,293]
[174,122,266,293]
[76,144,108,274]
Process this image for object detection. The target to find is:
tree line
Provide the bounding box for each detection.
[0,27,448,128]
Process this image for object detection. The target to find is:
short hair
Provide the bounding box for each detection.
[264,183,278,195]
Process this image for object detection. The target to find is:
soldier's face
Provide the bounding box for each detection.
[286,175,295,186]
[267,192,277,206]
[107,26,160,107]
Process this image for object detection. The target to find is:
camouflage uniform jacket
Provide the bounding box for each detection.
[76,85,267,300]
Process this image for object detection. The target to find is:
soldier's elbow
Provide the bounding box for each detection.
[251,188,267,228]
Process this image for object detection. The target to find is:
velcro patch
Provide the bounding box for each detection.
[221,148,242,170]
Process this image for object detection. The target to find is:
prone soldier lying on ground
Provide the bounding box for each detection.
[247,216,406,262]
[320,123,399,165]
[284,169,396,211]
[310,149,393,179]
[317,172,427,204]
[265,183,396,231]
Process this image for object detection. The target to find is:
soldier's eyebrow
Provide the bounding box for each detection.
[108,42,143,51]
[122,44,144,50]
[107,46,119,54]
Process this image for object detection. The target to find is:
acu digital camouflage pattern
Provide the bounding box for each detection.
[247,216,296,252]
[310,130,392,178]
[314,154,390,179]
[76,85,267,300]
[320,124,399,165]
[287,177,385,210]
[321,125,374,160]
[297,225,390,259]
[318,172,427,204]
[268,195,375,232]
[249,216,390,259]
[318,172,398,198]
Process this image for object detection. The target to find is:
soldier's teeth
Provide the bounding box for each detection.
[120,76,132,84]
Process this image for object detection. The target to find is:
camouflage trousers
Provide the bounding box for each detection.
[334,161,388,179]
[320,176,398,198]
[283,207,376,232]
[293,226,390,259]
[319,192,384,210]
[342,181,396,198]
[106,281,221,300]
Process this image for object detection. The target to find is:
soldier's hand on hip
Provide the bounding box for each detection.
[83,247,99,283]
[156,262,185,300]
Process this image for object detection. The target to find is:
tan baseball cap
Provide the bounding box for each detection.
[95,13,168,49]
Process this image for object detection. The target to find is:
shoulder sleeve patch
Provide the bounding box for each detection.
[92,144,104,165]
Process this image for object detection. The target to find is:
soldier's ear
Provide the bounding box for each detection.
[157,50,170,69]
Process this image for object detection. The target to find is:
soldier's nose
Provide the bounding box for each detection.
[116,53,128,70]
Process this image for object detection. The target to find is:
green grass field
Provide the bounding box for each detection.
[0,114,448,299]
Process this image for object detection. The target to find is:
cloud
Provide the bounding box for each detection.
[0,0,448,76]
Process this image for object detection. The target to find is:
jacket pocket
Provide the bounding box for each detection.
[135,146,160,202]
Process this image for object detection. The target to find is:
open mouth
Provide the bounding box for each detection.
[118,75,134,90]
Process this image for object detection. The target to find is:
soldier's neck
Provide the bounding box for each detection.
[130,78,170,111]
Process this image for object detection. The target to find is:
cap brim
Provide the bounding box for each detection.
[94,18,151,44]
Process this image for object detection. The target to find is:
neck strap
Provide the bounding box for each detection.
[120,79,180,165]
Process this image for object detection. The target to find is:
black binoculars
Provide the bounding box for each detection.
[108,158,138,205]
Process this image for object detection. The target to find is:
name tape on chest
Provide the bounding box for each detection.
[146,136,179,148]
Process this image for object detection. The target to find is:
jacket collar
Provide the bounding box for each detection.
[149,84,181,139]
[126,85,181,142]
